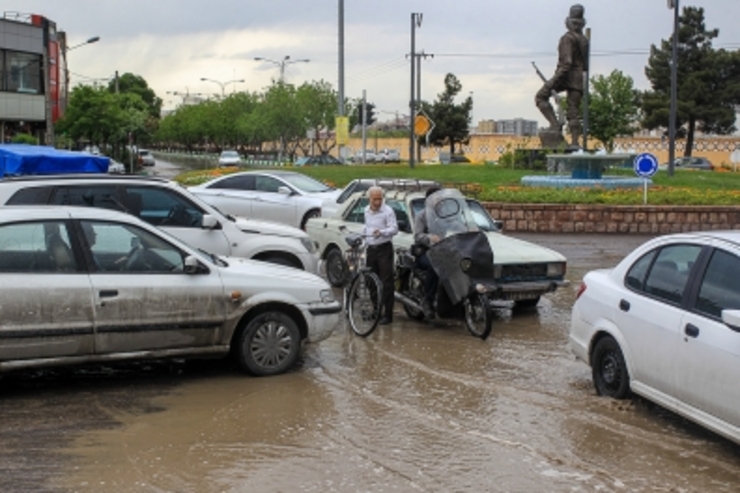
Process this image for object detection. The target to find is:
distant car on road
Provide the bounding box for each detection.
[661,157,714,171]
[137,149,155,167]
[294,154,343,166]
[107,158,126,174]
[570,231,740,445]
[0,206,340,377]
[218,150,242,167]
[353,149,377,163]
[378,148,401,163]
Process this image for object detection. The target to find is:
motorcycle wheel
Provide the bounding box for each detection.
[464,293,492,340]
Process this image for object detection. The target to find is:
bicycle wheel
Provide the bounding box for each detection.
[464,293,493,340]
[347,270,383,337]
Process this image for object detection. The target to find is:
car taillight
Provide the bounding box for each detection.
[575,282,587,300]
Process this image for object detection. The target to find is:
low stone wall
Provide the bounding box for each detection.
[482,203,740,234]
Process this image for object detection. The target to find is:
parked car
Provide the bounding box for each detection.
[218,150,242,167]
[674,156,714,171]
[353,149,377,163]
[320,178,441,219]
[570,231,740,445]
[0,175,320,273]
[378,148,401,163]
[294,154,343,166]
[189,170,341,230]
[137,149,155,167]
[107,158,126,174]
[306,185,566,310]
[0,206,340,376]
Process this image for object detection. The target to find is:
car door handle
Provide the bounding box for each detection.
[99,290,118,298]
[684,323,700,338]
[619,299,630,312]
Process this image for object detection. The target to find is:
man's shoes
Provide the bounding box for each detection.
[421,300,435,320]
[379,317,392,325]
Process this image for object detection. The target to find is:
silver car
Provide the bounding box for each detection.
[0,206,340,376]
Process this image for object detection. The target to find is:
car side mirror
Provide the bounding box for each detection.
[201,214,220,230]
[278,186,292,196]
[493,220,504,232]
[721,309,740,333]
[183,255,207,275]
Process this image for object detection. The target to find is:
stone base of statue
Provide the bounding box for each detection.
[538,128,567,149]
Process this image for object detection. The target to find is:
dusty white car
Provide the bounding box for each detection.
[189,170,341,230]
[306,187,568,308]
[570,231,740,445]
[218,150,242,167]
[0,175,320,273]
[0,206,340,376]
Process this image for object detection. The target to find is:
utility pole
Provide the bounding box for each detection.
[115,70,119,94]
[361,90,367,164]
[415,50,433,160]
[668,0,680,177]
[409,13,422,168]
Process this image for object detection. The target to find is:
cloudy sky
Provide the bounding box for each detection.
[5,1,740,127]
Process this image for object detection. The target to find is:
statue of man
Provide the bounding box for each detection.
[535,4,589,148]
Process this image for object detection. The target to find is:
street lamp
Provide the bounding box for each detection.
[65,36,100,53]
[200,77,245,97]
[253,55,310,82]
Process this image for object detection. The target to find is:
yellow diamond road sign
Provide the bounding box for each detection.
[414,114,431,136]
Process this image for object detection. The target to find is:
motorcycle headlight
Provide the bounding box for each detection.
[300,238,318,253]
[547,262,565,278]
[320,289,335,303]
[460,258,472,272]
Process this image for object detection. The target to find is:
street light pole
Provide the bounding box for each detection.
[668,0,680,177]
[200,77,245,97]
[254,56,310,83]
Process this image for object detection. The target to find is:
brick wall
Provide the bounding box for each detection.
[482,203,740,234]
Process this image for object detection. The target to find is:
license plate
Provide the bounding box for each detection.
[503,291,541,301]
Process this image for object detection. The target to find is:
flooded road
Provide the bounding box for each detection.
[1,176,739,491]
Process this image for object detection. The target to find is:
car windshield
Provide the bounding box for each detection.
[221,151,239,157]
[279,173,333,193]
[467,200,499,232]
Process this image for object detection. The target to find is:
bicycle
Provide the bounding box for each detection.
[339,230,383,337]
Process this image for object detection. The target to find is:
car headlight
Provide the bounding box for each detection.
[320,289,335,303]
[547,262,565,278]
[300,237,317,253]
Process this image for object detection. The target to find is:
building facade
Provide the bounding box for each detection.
[0,12,66,144]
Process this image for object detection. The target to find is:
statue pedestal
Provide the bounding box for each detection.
[538,128,566,149]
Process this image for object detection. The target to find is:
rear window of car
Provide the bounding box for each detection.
[5,186,55,205]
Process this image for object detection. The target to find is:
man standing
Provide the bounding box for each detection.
[363,186,398,325]
[535,4,589,148]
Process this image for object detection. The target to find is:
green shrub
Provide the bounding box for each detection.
[11,133,38,145]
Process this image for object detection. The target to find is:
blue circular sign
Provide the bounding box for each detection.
[634,153,659,177]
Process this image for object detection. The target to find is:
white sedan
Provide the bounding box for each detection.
[0,206,340,377]
[570,231,740,445]
[189,170,341,230]
[307,187,568,308]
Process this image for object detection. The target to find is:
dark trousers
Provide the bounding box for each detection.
[366,241,394,320]
[416,252,439,304]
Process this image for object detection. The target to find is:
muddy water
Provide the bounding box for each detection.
[1,234,739,492]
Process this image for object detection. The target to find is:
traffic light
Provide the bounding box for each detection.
[365,103,376,125]
[355,105,365,126]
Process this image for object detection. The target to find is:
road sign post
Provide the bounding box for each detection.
[633,153,659,205]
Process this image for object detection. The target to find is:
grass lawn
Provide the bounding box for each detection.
[174,163,740,206]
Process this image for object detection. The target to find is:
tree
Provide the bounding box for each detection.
[642,6,740,156]
[422,73,472,154]
[588,70,640,152]
[108,73,162,119]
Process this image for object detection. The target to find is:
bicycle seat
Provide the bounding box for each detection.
[345,233,363,248]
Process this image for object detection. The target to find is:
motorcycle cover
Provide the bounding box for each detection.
[424,189,494,305]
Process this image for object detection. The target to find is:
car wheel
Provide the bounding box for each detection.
[237,312,301,376]
[325,247,347,287]
[591,336,630,399]
[300,209,321,230]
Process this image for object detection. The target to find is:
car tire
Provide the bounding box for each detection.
[325,247,347,287]
[591,336,630,399]
[237,311,301,376]
[301,209,321,230]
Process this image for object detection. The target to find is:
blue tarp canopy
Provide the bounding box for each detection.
[0,144,110,176]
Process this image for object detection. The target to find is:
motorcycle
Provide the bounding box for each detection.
[394,188,494,339]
